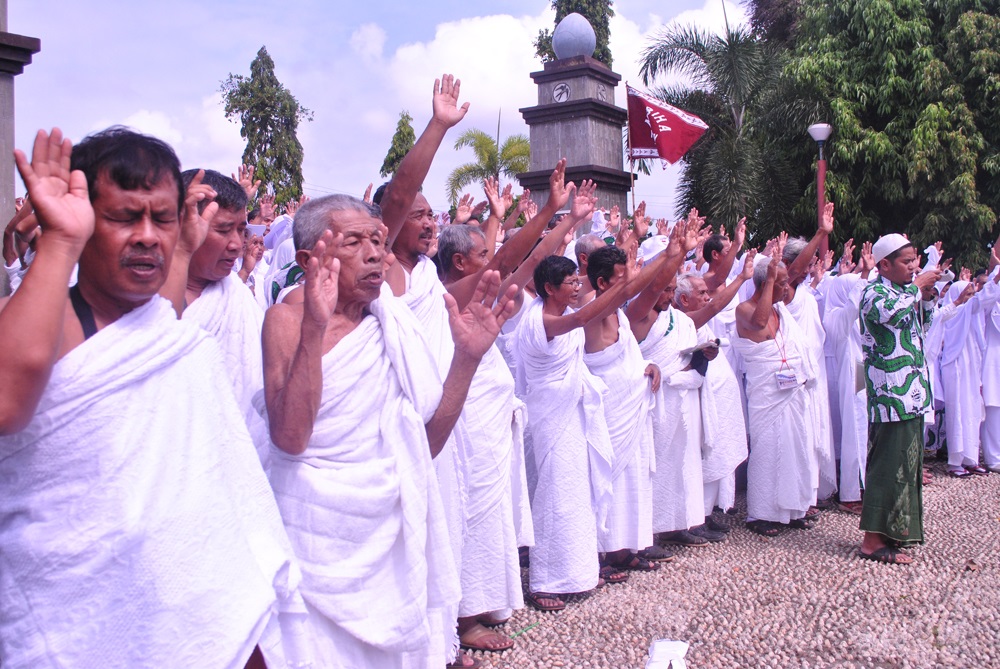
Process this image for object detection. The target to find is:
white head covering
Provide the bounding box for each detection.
[872,233,910,264]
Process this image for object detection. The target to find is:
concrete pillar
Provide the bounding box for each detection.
[0,1,41,224]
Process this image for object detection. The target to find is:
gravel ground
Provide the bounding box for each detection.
[472,461,1000,669]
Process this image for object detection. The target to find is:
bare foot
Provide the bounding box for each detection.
[459,622,514,652]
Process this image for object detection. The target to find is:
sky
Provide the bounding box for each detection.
[9,0,747,220]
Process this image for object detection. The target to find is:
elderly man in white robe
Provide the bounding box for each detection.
[0,127,303,669]
[432,173,597,654]
[733,248,819,536]
[178,169,272,468]
[672,259,755,534]
[627,215,717,549]
[261,192,517,668]
[780,202,837,507]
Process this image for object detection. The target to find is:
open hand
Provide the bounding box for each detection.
[179,169,217,255]
[13,128,94,255]
[233,164,261,201]
[547,158,572,210]
[303,229,343,328]
[644,363,661,393]
[432,74,470,129]
[447,270,517,359]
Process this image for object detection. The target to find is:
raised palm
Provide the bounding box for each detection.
[14,128,95,252]
[447,270,516,359]
[433,74,470,128]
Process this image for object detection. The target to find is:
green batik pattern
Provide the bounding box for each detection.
[860,277,933,423]
[887,426,922,538]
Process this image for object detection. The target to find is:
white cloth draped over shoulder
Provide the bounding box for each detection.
[784,286,837,500]
[184,272,270,469]
[698,323,748,511]
[452,342,525,617]
[732,303,817,523]
[0,297,304,669]
[584,308,655,553]
[399,257,467,616]
[821,274,869,502]
[938,281,1000,467]
[639,307,706,533]
[515,297,612,594]
[262,294,460,668]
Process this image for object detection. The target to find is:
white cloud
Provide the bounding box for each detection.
[350,23,387,63]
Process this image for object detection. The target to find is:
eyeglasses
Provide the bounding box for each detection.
[562,278,583,287]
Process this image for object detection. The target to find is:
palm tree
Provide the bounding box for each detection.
[445,129,530,206]
[639,22,820,240]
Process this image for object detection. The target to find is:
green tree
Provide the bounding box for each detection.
[445,129,530,205]
[380,111,416,179]
[221,46,313,204]
[535,0,615,67]
[786,0,1000,267]
[640,23,816,239]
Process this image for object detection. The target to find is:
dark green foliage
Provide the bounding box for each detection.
[221,46,313,204]
[380,111,416,178]
[787,0,1000,266]
[535,0,615,67]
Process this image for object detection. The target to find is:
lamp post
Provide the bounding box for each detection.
[808,123,833,259]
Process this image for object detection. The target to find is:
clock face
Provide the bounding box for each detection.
[598,84,608,102]
[553,82,571,103]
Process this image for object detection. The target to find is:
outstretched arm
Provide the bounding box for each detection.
[426,271,517,456]
[705,217,745,292]
[383,74,469,247]
[687,248,758,329]
[786,201,833,284]
[159,170,217,317]
[0,129,95,434]
[626,210,701,328]
[262,230,342,455]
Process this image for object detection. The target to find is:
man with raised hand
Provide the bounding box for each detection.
[733,246,818,537]
[857,234,941,564]
[178,168,271,469]
[260,194,515,667]
[0,127,302,669]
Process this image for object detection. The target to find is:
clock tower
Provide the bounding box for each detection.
[517,14,634,214]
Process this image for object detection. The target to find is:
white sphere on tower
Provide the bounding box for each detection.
[552,13,597,60]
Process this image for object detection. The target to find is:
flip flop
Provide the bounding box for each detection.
[787,517,816,530]
[446,651,482,669]
[525,591,565,612]
[857,546,911,565]
[948,468,972,478]
[638,545,675,562]
[599,565,630,584]
[965,465,989,475]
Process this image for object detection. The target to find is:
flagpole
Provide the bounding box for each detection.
[625,83,636,212]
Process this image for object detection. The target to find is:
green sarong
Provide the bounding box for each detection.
[859,417,924,544]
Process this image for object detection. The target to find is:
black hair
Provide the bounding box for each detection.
[703,234,727,263]
[70,125,184,213]
[180,169,248,214]
[372,182,391,207]
[534,255,578,299]
[248,206,262,222]
[586,245,627,290]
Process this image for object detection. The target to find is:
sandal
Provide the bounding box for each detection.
[638,545,675,562]
[599,565,630,584]
[525,591,565,612]
[965,465,989,475]
[948,468,972,478]
[446,650,482,669]
[838,501,864,515]
[857,546,912,565]
[746,520,782,537]
[608,551,660,572]
[787,517,816,530]
[459,625,514,653]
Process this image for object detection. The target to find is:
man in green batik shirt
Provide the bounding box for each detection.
[858,234,941,565]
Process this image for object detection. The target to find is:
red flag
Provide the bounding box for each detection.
[626,84,708,167]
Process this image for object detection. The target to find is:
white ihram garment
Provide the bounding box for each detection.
[184,272,271,469]
[584,309,655,552]
[732,303,817,523]
[515,297,613,594]
[0,297,304,669]
[263,295,460,669]
[697,323,748,512]
[638,307,705,533]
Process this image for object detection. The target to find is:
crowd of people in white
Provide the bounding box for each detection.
[2,74,999,669]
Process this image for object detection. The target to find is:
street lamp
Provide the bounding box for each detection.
[808,123,833,259]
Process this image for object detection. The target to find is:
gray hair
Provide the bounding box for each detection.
[575,234,605,265]
[293,194,382,251]
[781,237,809,265]
[437,224,486,276]
[753,257,786,289]
[674,272,700,304]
